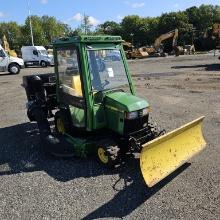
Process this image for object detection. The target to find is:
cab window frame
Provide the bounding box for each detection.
[56,45,85,109]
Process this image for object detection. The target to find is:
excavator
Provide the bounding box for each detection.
[2,35,18,57]
[154,29,180,56]
[123,29,179,59]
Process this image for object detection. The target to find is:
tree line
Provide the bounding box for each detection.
[0,4,219,51]
[94,4,220,50]
[0,16,71,50]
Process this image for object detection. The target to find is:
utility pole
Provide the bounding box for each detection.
[84,13,86,34]
[83,13,89,34]
[28,0,34,46]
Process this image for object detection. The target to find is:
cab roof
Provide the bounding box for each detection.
[52,35,123,45]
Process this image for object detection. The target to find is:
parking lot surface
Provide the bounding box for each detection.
[0,53,219,219]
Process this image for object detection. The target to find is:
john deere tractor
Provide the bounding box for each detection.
[23,36,206,187]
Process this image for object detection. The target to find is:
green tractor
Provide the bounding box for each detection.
[23,36,206,187]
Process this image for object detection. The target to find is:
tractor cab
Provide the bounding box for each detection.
[53,36,149,135]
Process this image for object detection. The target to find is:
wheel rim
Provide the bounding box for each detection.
[98,148,108,164]
[11,66,18,74]
[42,62,46,67]
[56,118,65,134]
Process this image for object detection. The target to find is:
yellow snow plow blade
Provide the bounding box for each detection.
[140,116,206,187]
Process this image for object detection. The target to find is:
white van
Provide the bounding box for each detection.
[21,46,54,67]
[0,45,24,74]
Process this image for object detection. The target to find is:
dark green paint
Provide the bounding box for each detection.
[52,35,150,156]
[105,92,149,112]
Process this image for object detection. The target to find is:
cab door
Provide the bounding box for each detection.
[32,50,39,62]
[0,49,8,71]
[56,47,85,128]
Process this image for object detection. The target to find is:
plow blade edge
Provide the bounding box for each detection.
[140,116,206,187]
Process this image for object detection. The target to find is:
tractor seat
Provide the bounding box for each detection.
[71,75,82,97]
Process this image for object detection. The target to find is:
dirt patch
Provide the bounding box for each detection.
[132,72,183,78]
[159,95,184,105]
[0,81,9,84]
[189,90,204,94]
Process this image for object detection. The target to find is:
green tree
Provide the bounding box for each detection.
[41,16,71,42]
[213,5,220,23]
[96,21,122,35]
[21,16,46,46]
[20,15,71,46]
[0,4,219,50]
[68,27,84,36]
[0,22,22,49]
[120,15,145,46]
[138,17,160,45]
[158,12,191,33]
[157,11,192,46]
[186,5,220,31]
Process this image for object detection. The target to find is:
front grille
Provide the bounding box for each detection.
[138,109,143,117]
[124,114,148,134]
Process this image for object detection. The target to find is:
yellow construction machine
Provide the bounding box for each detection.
[213,23,220,52]
[123,41,149,59]
[211,23,220,36]
[2,35,18,57]
[123,29,179,59]
[154,29,180,56]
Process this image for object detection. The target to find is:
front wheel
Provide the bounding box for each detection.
[96,139,120,168]
[41,61,47,68]
[54,111,71,135]
[8,63,20,74]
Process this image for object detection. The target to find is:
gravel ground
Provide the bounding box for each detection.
[0,53,219,219]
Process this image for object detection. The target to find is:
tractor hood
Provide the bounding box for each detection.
[104,91,149,112]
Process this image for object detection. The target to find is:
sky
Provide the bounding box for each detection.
[0,0,219,28]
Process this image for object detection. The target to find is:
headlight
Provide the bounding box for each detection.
[19,60,24,65]
[125,111,138,120]
[143,107,150,116]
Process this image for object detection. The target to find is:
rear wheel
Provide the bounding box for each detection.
[96,139,120,168]
[8,63,20,74]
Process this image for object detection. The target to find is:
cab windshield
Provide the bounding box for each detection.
[87,49,130,92]
[39,50,48,56]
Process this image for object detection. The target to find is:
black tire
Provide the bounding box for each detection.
[96,139,120,168]
[54,110,71,135]
[41,61,47,68]
[8,63,20,74]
